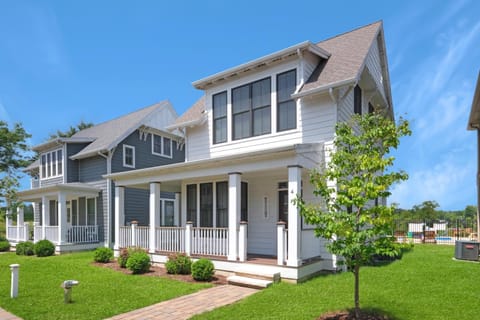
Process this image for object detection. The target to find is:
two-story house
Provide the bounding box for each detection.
[7,101,185,252]
[106,21,393,282]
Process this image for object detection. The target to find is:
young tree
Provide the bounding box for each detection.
[48,120,94,139]
[0,121,32,213]
[296,113,411,318]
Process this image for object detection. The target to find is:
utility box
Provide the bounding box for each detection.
[455,241,480,261]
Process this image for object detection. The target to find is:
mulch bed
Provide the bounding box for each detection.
[92,260,228,285]
[318,310,390,320]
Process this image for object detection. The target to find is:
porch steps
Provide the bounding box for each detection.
[227,272,280,289]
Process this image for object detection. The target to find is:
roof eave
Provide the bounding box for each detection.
[167,115,207,131]
[468,72,480,130]
[292,78,357,99]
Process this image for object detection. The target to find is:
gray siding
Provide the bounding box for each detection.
[66,143,89,183]
[40,176,63,187]
[79,156,107,182]
[111,131,185,173]
[124,188,149,226]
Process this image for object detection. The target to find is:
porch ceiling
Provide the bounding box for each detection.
[18,183,101,202]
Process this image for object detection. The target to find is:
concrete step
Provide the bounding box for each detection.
[234,271,281,283]
[227,275,273,289]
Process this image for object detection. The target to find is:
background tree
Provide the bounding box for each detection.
[296,113,411,318]
[0,121,32,214]
[48,120,93,139]
[411,200,439,221]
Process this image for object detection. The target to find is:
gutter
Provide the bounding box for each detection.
[291,77,357,100]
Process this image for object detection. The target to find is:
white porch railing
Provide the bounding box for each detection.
[67,225,98,243]
[119,226,132,248]
[45,226,59,243]
[34,226,42,242]
[277,222,288,265]
[135,226,150,249]
[118,224,149,249]
[191,227,229,257]
[7,225,29,242]
[155,227,185,252]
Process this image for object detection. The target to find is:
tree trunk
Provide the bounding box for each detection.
[354,263,360,319]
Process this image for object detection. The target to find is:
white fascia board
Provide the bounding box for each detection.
[291,78,357,99]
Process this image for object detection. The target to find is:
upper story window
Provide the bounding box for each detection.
[152,134,172,158]
[232,77,271,140]
[123,144,135,168]
[277,69,297,131]
[354,85,362,115]
[213,92,227,144]
[40,149,63,179]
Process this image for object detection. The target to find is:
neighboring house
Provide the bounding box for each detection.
[106,21,393,282]
[467,71,480,241]
[6,101,185,252]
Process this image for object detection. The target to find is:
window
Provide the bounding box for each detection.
[354,85,362,115]
[213,92,227,144]
[152,134,172,158]
[123,145,135,168]
[241,182,248,222]
[40,149,63,179]
[200,183,213,227]
[160,200,175,226]
[216,182,228,227]
[186,184,197,226]
[277,69,297,131]
[232,77,271,140]
[86,198,96,225]
[368,102,374,114]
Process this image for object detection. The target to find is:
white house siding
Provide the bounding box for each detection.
[301,51,321,84]
[185,125,210,162]
[337,86,354,123]
[365,36,386,101]
[299,94,336,144]
[85,179,107,244]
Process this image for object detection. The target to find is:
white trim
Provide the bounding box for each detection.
[151,133,173,158]
[40,148,64,180]
[122,144,135,168]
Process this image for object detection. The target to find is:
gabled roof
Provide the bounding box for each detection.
[468,71,480,130]
[296,21,383,97]
[168,96,206,130]
[70,100,176,159]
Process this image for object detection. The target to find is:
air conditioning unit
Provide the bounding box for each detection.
[455,241,480,261]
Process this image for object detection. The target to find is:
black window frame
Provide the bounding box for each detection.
[186,184,197,226]
[354,85,362,115]
[277,69,297,132]
[212,91,228,144]
[232,77,271,140]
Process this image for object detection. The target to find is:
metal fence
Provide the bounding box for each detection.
[392,219,478,245]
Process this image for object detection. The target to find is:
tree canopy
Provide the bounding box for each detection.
[48,120,94,139]
[296,113,411,318]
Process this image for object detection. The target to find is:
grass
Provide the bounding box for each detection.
[0,215,5,239]
[193,245,480,320]
[0,251,210,319]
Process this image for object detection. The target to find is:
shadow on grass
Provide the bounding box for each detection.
[318,307,398,320]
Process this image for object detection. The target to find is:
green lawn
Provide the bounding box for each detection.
[0,251,210,320]
[193,245,480,320]
[0,215,5,239]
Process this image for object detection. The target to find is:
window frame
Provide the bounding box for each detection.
[123,144,136,168]
[277,69,297,132]
[354,85,362,115]
[231,77,271,140]
[40,148,64,180]
[213,91,228,144]
[151,134,173,158]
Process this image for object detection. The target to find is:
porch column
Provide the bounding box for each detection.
[149,182,161,253]
[58,192,67,244]
[238,221,247,262]
[17,207,24,242]
[174,192,180,226]
[228,172,241,261]
[114,186,125,250]
[41,196,50,240]
[287,165,302,267]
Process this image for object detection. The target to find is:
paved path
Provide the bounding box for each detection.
[106,285,258,320]
[0,307,22,320]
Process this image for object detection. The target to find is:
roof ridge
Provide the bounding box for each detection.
[316,20,382,45]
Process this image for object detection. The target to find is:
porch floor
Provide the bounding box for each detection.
[246,254,278,265]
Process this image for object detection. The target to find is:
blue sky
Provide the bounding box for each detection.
[1,1,479,210]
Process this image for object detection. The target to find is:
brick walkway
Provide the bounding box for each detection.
[0,307,22,320]
[106,285,258,320]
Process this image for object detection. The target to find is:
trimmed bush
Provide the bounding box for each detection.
[165,253,192,275]
[34,239,55,257]
[93,247,113,263]
[0,240,10,252]
[16,241,35,256]
[191,258,215,281]
[126,250,151,274]
[118,248,130,268]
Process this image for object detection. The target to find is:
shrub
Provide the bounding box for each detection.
[191,258,215,281]
[0,241,10,252]
[166,253,192,275]
[34,239,55,257]
[118,248,130,268]
[126,251,151,274]
[93,247,113,263]
[16,241,35,256]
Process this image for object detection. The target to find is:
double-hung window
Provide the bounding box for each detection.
[277,69,297,131]
[213,92,227,144]
[40,149,63,179]
[354,85,362,115]
[152,134,172,158]
[232,77,271,140]
[123,145,135,168]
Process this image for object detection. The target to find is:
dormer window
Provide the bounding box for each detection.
[40,149,63,179]
[123,145,135,168]
[232,77,271,140]
[152,134,172,158]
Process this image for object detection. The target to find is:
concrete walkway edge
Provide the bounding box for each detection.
[0,307,22,320]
